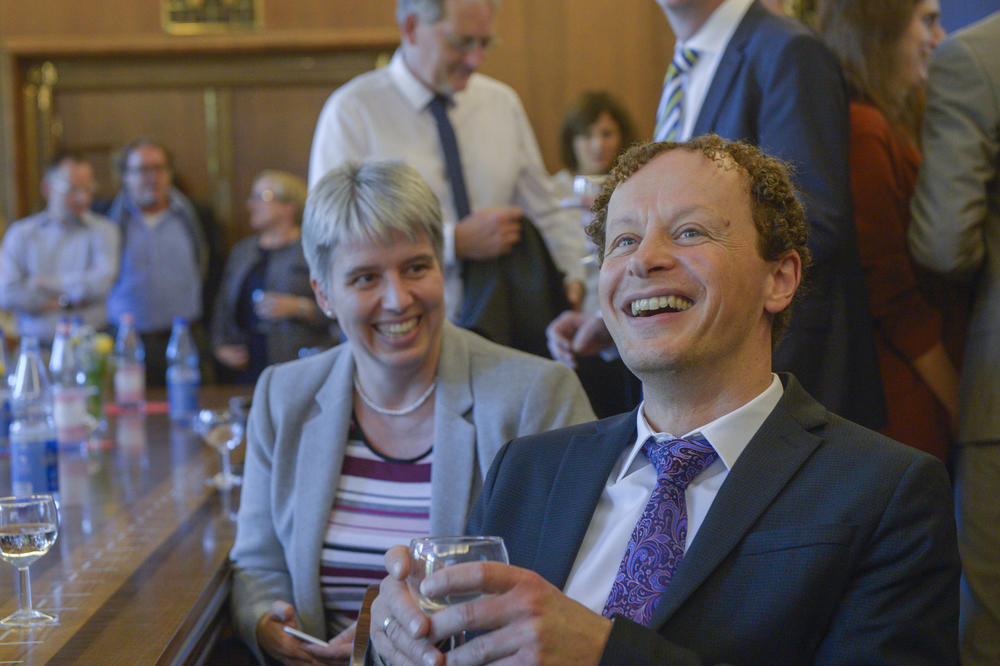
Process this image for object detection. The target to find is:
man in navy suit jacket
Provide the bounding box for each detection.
[371,136,958,664]
[550,0,884,429]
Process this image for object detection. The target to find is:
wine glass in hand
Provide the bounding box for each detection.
[194,409,245,490]
[408,536,508,645]
[0,494,59,626]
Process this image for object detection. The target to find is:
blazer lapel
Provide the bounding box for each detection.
[291,348,356,625]
[691,5,759,137]
[530,411,638,589]
[430,323,477,536]
[650,376,828,627]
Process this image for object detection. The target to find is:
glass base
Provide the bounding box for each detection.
[1,608,58,627]
[205,473,242,490]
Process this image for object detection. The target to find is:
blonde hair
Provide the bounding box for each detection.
[255,170,308,222]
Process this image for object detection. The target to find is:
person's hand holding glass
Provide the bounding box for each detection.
[372,535,611,665]
[0,494,59,626]
[408,536,508,648]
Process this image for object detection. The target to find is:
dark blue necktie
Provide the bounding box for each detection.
[427,95,471,220]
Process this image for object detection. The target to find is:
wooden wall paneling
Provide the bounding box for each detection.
[477,0,673,173]
[52,87,212,205]
[2,41,394,243]
[0,1,160,36]
[262,0,396,31]
[204,86,235,241]
[228,84,340,238]
[0,0,397,37]
[0,49,20,229]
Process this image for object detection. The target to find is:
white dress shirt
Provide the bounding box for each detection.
[654,0,754,141]
[309,51,585,320]
[562,374,784,613]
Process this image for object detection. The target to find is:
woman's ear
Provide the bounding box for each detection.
[311,278,334,319]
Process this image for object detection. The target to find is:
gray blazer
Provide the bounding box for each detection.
[909,12,1000,443]
[229,322,594,657]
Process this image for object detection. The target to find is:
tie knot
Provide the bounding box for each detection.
[671,47,699,74]
[428,94,451,113]
[642,435,717,489]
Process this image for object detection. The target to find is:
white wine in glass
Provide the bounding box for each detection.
[0,494,59,626]
[194,408,245,490]
[408,536,508,644]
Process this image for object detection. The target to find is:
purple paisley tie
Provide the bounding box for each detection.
[602,435,718,625]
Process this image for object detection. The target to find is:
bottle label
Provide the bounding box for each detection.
[10,437,59,496]
[167,379,200,421]
[115,364,145,405]
[53,387,90,445]
[0,392,10,444]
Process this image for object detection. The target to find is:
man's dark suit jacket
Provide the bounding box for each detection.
[467,375,959,664]
[457,218,569,358]
[691,2,885,428]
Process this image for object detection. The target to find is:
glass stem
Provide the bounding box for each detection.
[221,449,233,482]
[18,567,32,613]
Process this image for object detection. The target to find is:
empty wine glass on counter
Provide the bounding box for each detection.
[408,536,508,646]
[0,494,59,626]
[194,409,244,490]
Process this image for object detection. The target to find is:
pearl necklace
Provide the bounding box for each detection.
[354,377,437,416]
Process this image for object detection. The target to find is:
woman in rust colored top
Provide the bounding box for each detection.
[818,0,959,460]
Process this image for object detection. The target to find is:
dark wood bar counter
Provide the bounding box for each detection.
[0,386,251,665]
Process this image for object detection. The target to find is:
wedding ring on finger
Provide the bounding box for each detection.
[382,615,395,633]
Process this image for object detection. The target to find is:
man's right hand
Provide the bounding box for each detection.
[454,206,523,260]
[546,311,614,367]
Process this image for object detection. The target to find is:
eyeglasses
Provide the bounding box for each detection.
[442,33,499,54]
[249,189,283,203]
[49,180,97,196]
[125,164,170,176]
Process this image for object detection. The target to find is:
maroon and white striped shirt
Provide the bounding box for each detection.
[320,417,432,635]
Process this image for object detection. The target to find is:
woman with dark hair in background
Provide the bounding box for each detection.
[552,91,638,206]
[550,91,641,418]
[818,0,961,461]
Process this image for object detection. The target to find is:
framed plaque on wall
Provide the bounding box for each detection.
[162,0,262,35]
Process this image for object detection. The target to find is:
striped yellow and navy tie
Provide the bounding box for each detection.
[654,47,700,142]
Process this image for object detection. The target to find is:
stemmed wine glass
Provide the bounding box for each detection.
[0,494,59,626]
[194,408,245,490]
[408,536,508,646]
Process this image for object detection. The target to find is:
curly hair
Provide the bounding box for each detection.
[586,134,811,342]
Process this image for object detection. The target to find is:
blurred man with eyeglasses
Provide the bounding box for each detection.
[0,153,119,344]
[308,0,587,356]
[102,138,211,385]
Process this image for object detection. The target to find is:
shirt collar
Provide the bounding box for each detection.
[41,211,86,229]
[388,49,437,111]
[122,187,183,221]
[681,0,754,58]
[616,373,784,482]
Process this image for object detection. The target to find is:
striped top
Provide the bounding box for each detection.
[319,415,433,636]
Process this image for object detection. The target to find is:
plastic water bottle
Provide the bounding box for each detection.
[8,337,59,499]
[166,317,200,423]
[0,329,11,451]
[50,319,91,448]
[48,316,70,378]
[113,313,145,409]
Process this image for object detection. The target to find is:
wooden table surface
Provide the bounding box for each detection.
[0,385,252,665]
